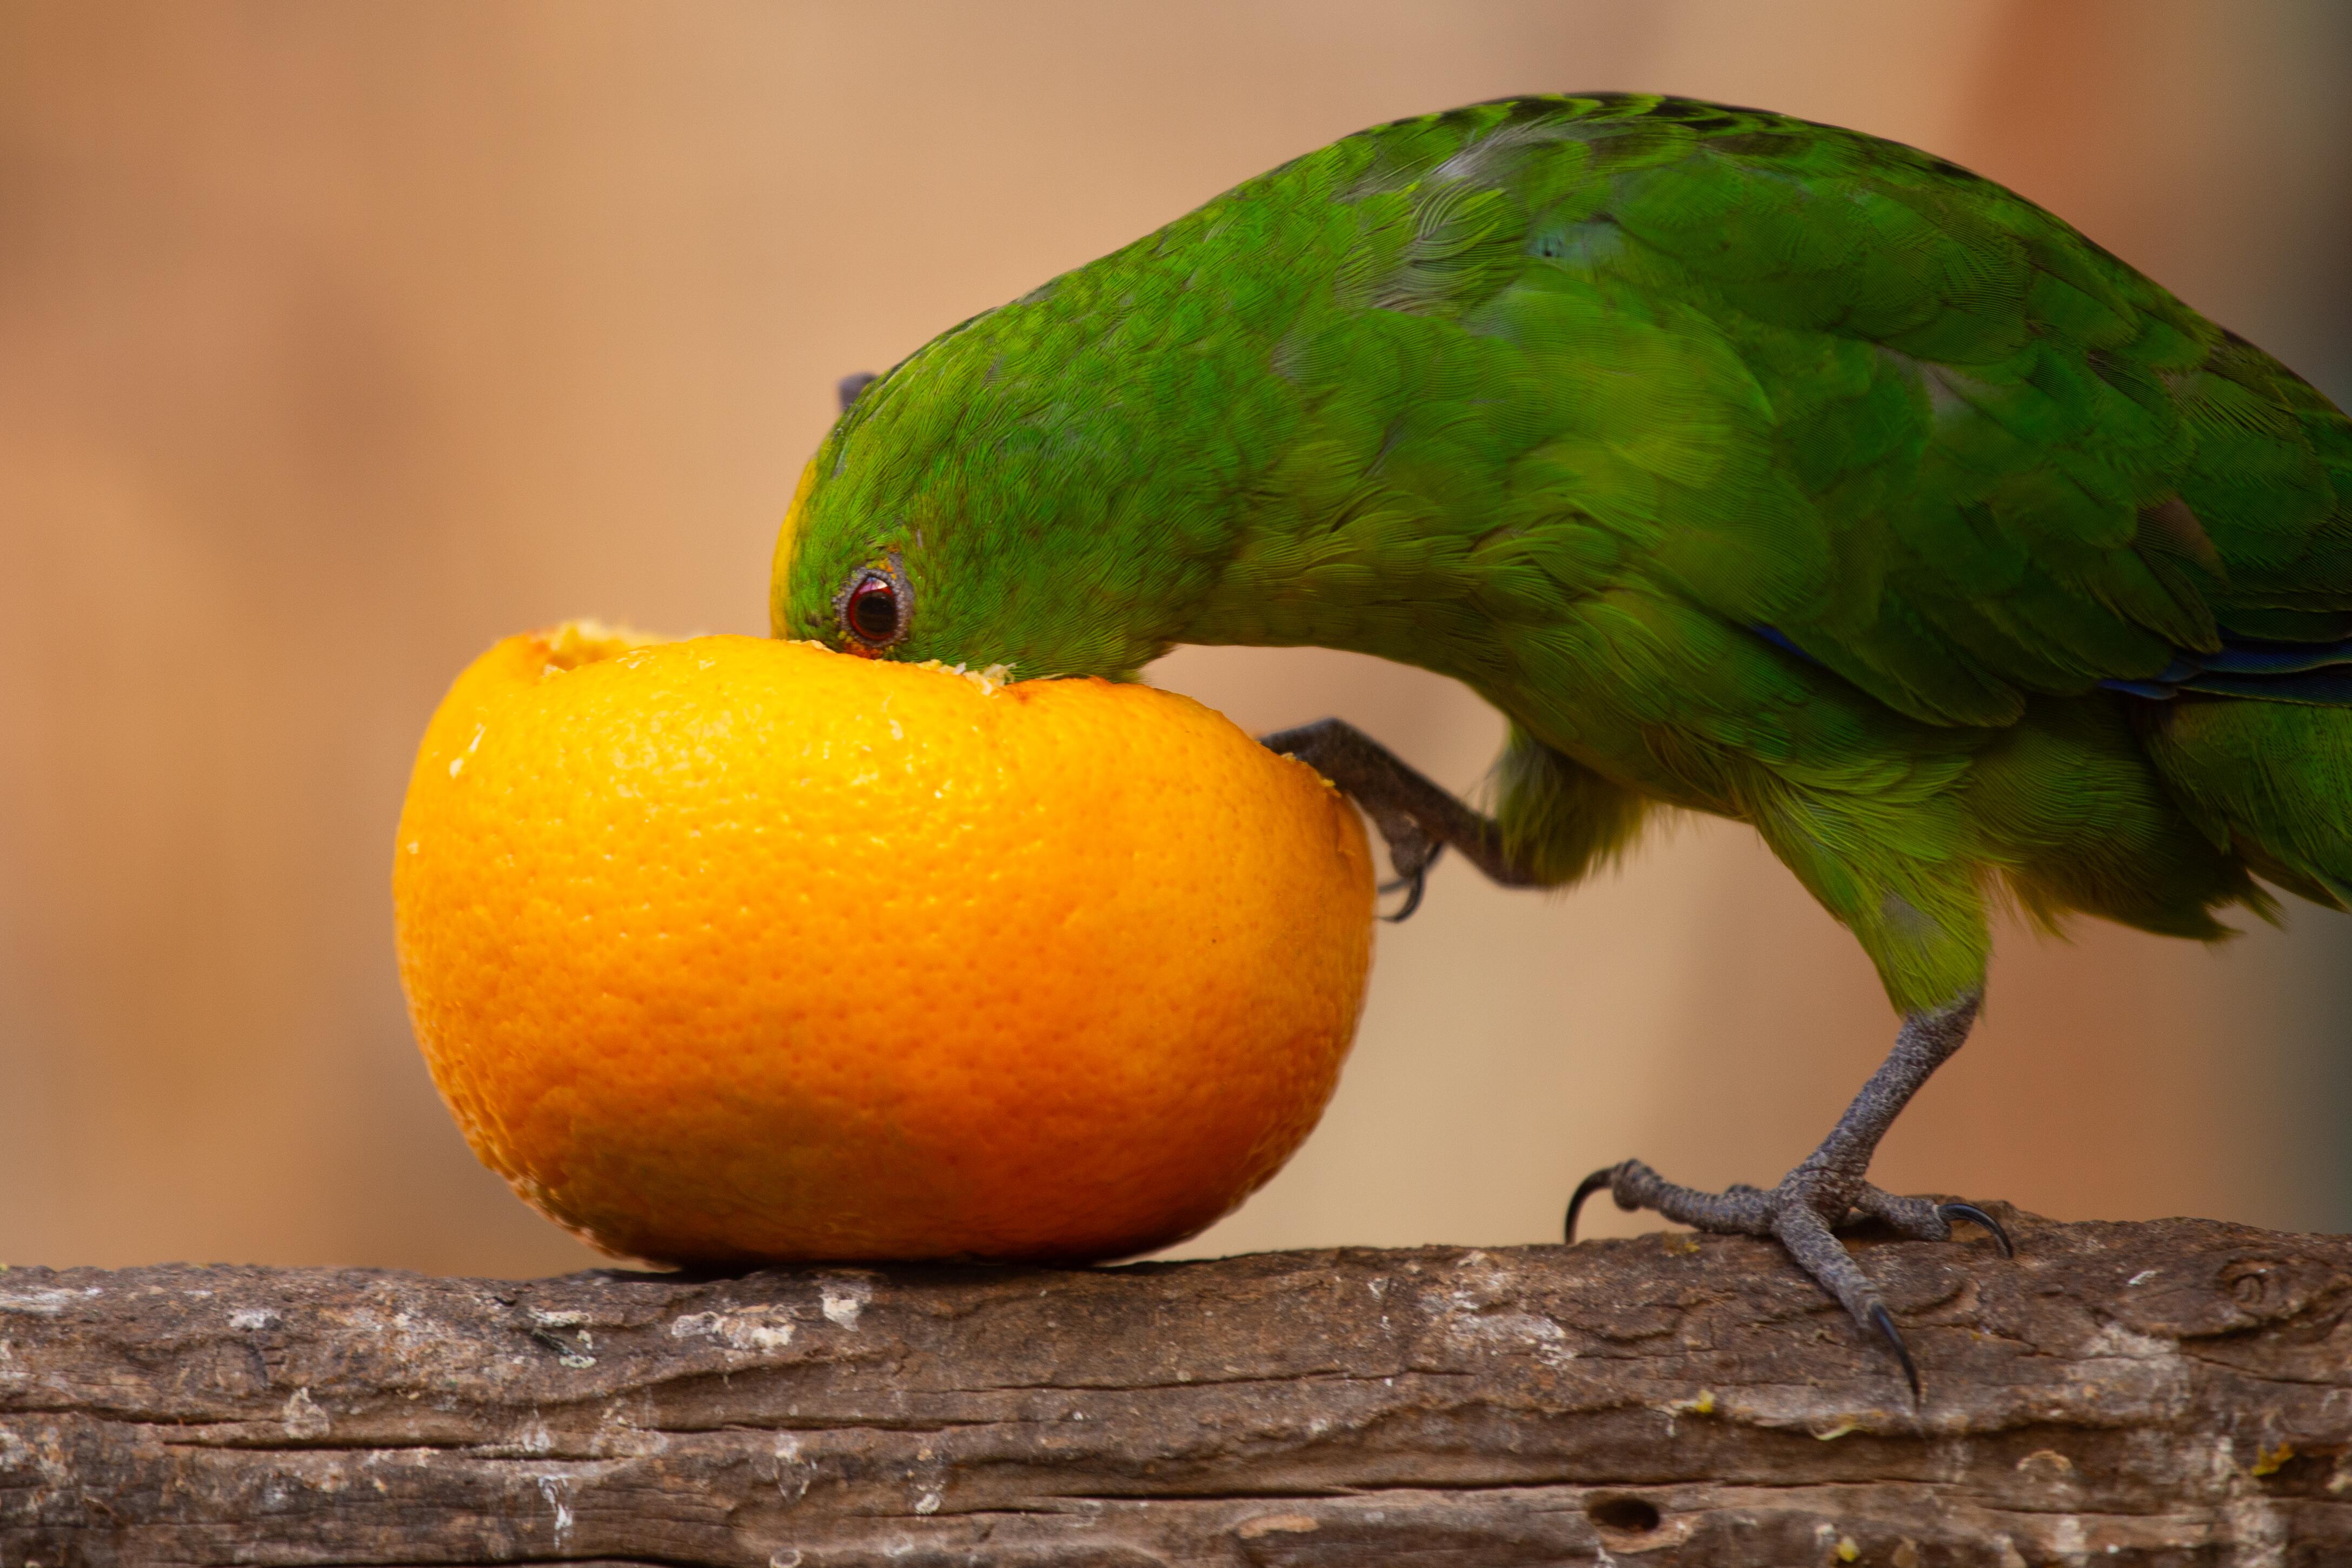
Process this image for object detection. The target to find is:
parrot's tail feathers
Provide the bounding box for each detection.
[2134,696,2352,914]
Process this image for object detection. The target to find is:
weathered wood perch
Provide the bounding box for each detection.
[0,1212,2344,1566]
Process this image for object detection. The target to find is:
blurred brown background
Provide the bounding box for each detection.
[2,2,2347,1277]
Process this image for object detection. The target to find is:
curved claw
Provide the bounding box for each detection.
[1564,1166,1618,1244]
[1937,1201,2015,1259]
[1377,865,1430,923]
[1869,1302,1922,1405]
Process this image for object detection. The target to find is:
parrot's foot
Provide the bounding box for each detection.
[1564,1161,2012,1398]
[1257,717,1544,921]
[1563,990,2010,1401]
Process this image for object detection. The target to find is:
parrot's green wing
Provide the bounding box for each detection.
[1289,96,2352,729]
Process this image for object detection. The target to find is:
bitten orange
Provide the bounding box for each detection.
[393,622,1374,1264]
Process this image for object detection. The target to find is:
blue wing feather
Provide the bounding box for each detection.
[1755,624,2352,707]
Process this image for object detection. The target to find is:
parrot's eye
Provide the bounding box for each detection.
[838,563,910,653]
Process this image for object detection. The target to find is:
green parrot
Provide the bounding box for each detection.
[772,95,2352,1393]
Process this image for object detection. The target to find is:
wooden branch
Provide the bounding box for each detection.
[1,1213,2344,1565]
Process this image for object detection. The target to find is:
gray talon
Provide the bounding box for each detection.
[1937,1201,2015,1258]
[1563,1165,1622,1243]
[1566,992,2010,1394]
[1869,1302,1922,1404]
[1379,861,1433,922]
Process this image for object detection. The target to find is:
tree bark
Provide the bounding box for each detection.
[0,1212,2343,1566]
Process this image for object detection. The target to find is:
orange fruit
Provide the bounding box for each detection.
[393,621,1375,1264]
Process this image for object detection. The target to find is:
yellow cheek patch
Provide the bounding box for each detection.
[769,454,822,634]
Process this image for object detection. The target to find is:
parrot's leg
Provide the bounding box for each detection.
[1565,989,2012,1399]
[1257,717,1546,919]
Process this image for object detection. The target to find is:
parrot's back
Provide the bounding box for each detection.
[1167,95,2352,689]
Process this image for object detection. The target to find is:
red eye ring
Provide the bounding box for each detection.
[840,566,909,652]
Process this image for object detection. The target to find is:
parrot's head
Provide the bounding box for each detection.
[770,301,1235,683]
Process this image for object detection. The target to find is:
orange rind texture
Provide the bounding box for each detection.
[393,623,1374,1264]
